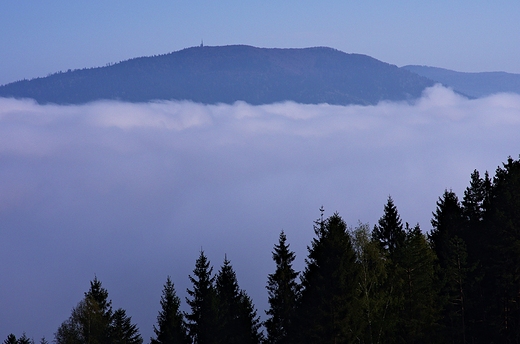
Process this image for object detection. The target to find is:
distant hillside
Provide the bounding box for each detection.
[402,65,520,98]
[0,45,434,105]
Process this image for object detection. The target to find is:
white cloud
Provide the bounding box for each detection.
[1,86,520,340]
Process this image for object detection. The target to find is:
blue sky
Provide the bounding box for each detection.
[1,1,520,85]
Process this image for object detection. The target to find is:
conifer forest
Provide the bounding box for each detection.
[5,155,520,344]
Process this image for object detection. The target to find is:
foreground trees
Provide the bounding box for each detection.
[265,231,300,344]
[185,251,219,344]
[185,251,262,344]
[151,277,188,344]
[5,155,515,344]
[54,277,142,344]
[296,211,360,343]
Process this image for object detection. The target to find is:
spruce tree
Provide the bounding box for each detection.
[297,211,360,343]
[55,277,141,344]
[430,190,464,259]
[236,292,263,344]
[265,231,300,344]
[3,334,17,344]
[151,276,188,344]
[55,277,113,344]
[398,224,440,343]
[16,334,33,344]
[483,156,520,342]
[82,276,113,344]
[185,251,218,344]
[372,196,406,257]
[352,223,391,344]
[371,197,409,343]
[429,190,469,343]
[215,256,262,344]
[110,309,143,344]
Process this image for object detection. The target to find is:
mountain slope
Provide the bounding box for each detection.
[402,65,520,98]
[0,45,434,105]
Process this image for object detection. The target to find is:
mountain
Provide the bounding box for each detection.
[402,65,520,98]
[0,45,434,105]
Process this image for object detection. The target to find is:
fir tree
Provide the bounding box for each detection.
[372,196,406,257]
[55,277,141,344]
[484,156,520,342]
[429,190,469,343]
[110,309,143,344]
[151,276,188,344]
[3,334,17,344]
[16,334,33,344]
[55,277,113,344]
[430,190,464,260]
[352,223,391,344]
[185,251,218,344]
[82,276,113,344]
[236,292,263,344]
[265,231,300,344]
[297,211,360,343]
[215,256,262,344]
[398,224,440,343]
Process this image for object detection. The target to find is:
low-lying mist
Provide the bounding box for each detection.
[1,85,520,341]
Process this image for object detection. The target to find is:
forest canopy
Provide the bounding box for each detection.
[5,155,520,344]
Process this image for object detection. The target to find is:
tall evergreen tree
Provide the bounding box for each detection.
[483,156,520,342]
[110,309,143,344]
[430,190,465,260]
[459,170,493,343]
[185,251,218,344]
[151,276,188,344]
[265,231,300,344]
[16,335,33,344]
[55,277,141,344]
[462,170,488,226]
[296,211,360,343]
[429,190,469,343]
[236,292,263,344]
[215,256,262,344]
[398,224,440,344]
[372,196,406,257]
[3,334,18,344]
[371,197,409,344]
[55,277,113,344]
[352,223,391,344]
[3,334,34,344]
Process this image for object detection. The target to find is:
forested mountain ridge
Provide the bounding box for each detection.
[0,45,434,105]
[402,65,520,98]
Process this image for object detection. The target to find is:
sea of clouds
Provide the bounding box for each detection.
[1,85,520,340]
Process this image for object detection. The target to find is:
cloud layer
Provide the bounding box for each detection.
[1,85,520,340]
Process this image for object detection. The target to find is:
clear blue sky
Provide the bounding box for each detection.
[1,1,519,85]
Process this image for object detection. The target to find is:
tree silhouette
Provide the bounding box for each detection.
[265,231,300,344]
[151,276,188,344]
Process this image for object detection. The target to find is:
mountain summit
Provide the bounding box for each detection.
[0,45,434,105]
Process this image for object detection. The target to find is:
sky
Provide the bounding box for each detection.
[1,1,520,86]
[1,1,520,342]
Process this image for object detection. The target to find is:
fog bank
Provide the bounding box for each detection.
[1,85,520,340]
